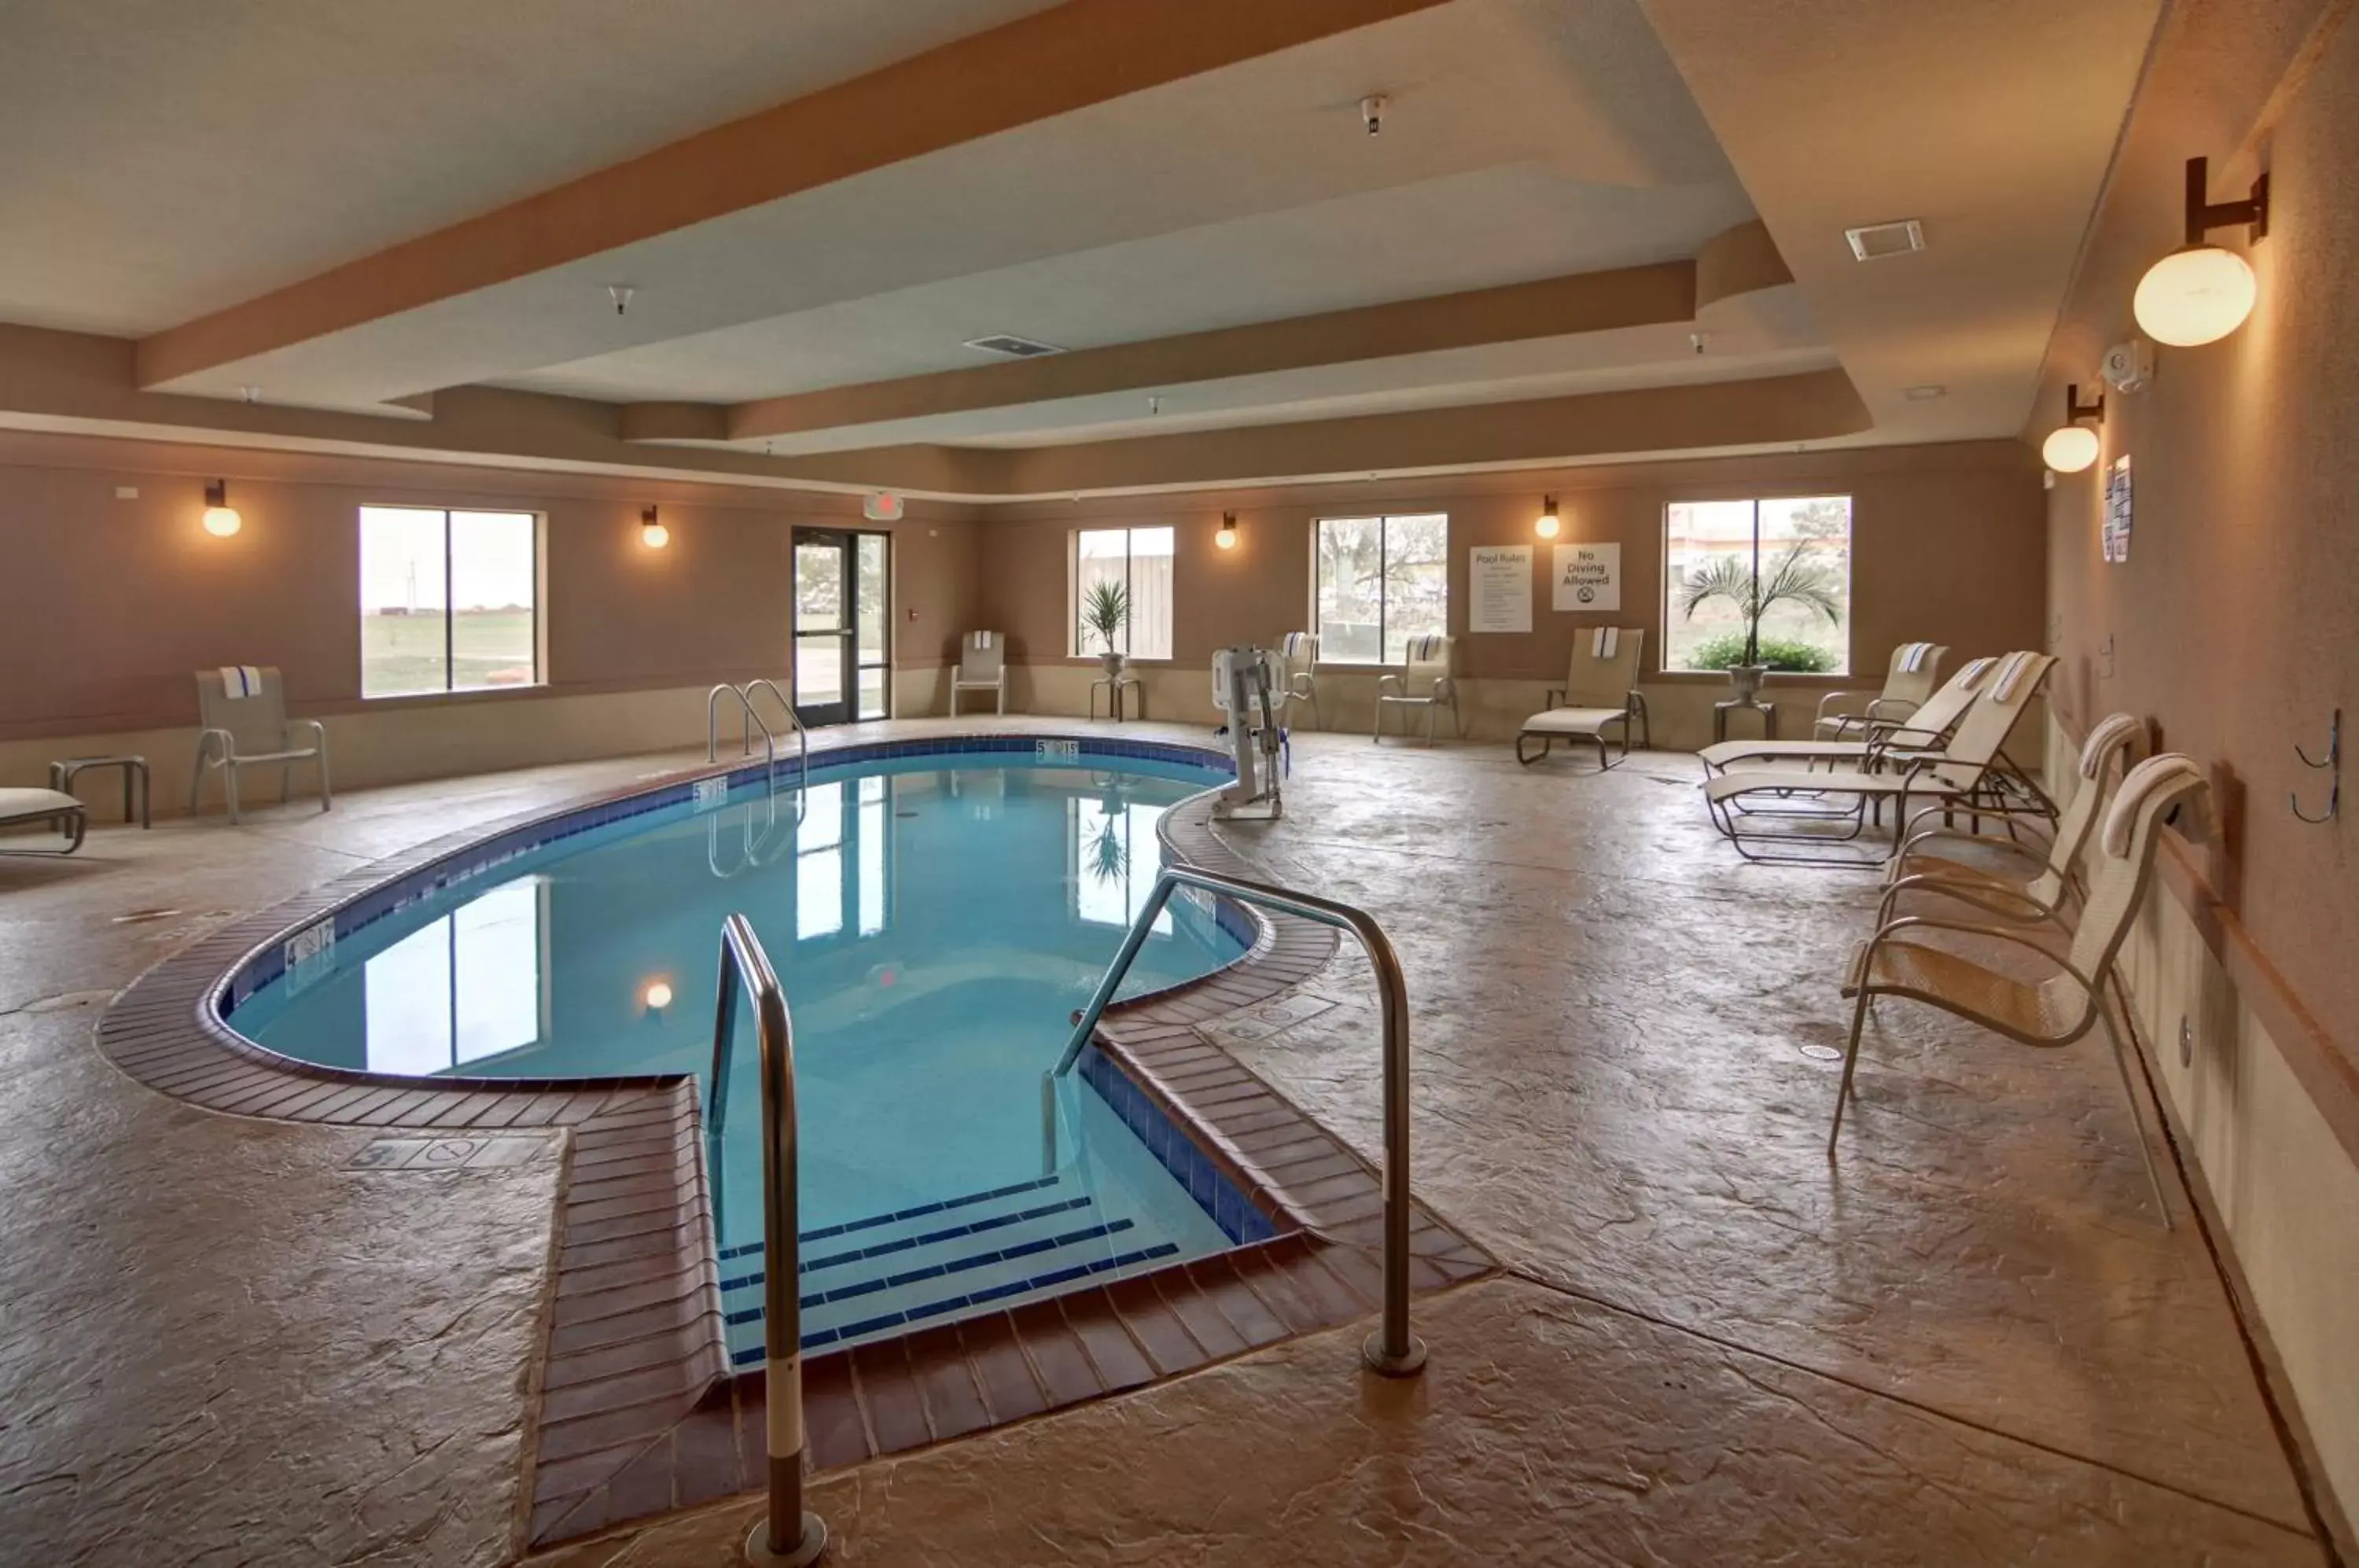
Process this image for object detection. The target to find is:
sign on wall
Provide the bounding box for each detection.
[1552,543,1621,612]
[2103,455,2133,564]
[1468,545,1533,633]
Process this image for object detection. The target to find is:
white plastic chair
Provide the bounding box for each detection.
[950,632,1007,716]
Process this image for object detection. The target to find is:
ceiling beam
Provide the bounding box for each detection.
[133,0,1455,394]
[704,259,1709,444]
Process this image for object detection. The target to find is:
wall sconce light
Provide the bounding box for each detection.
[642,978,674,1011]
[200,479,242,537]
[1534,495,1562,539]
[2133,156,2266,347]
[639,505,669,549]
[2041,383,2104,473]
[1215,512,1238,550]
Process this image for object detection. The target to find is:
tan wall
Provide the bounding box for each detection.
[972,440,2046,745]
[0,430,983,794]
[2030,0,2359,1537]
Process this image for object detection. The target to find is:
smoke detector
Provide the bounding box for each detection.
[1844,219,1926,261]
[963,333,1064,359]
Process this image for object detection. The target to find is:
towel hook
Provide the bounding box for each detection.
[2291,708,2340,825]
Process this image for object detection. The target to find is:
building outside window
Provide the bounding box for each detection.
[1312,513,1448,664]
[359,506,542,697]
[1662,495,1852,674]
[1071,526,1174,659]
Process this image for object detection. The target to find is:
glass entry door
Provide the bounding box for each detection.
[793,528,890,727]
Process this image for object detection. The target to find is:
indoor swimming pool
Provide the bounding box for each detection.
[223,741,1272,1360]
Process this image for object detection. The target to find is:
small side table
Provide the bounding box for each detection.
[1713,700,1778,744]
[50,754,150,829]
[1090,674,1144,723]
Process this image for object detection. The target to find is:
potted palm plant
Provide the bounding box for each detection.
[1676,536,1844,702]
[1080,580,1132,679]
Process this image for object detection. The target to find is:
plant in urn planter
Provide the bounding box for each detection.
[1676,537,1844,701]
[1080,580,1132,679]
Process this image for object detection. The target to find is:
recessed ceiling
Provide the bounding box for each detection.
[0,0,2169,498]
[0,0,1068,335]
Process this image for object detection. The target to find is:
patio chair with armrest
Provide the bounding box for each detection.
[1814,641,1948,740]
[1829,752,2210,1225]
[190,666,331,825]
[1373,635,1461,745]
[1874,711,2143,929]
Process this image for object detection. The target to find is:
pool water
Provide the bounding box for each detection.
[229,751,1261,1358]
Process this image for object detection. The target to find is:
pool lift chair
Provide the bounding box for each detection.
[1210,645,1286,820]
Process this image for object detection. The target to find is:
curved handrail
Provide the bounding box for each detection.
[705,914,826,1565]
[707,683,777,780]
[741,678,811,781]
[1052,864,1427,1378]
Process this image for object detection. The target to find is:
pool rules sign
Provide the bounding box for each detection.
[1552,543,1621,613]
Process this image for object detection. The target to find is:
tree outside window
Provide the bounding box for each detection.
[1313,513,1448,664]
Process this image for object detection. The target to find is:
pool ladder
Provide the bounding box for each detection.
[1052,865,1429,1378]
[708,679,811,782]
[705,915,826,1566]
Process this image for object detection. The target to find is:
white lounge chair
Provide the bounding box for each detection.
[0,788,86,855]
[1516,628,1650,769]
[1702,652,2054,865]
[1698,656,1995,777]
[1815,642,1948,740]
[1373,635,1459,745]
[950,631,1007,716]
[190,666,331,824]
[1831,750,2210,1224]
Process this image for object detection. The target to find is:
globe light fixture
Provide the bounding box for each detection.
[640,505,669,549]
[201,479,242,537]
[2133,156,2267,348]
[1215,512,1238,550]
[2041,384,2104,474]
[1534,495,1561,539]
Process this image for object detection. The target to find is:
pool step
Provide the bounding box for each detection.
[717,1172,1181,1360]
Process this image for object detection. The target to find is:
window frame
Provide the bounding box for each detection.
[1659,494,1854,676]
[357,504,547,700]
[1069,525,1175,661]
[1310,512,1452,667]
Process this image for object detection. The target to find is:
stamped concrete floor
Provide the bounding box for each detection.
[0,722,2333,1566]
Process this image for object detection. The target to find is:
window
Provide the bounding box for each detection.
[359,506,540,697]
[1663,496,1852,674]
[1312,513,1448,664]
[1072,526,1173,659]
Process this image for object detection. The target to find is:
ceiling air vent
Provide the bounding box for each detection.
[963,333,1065,359]
[1845,219,1926,261]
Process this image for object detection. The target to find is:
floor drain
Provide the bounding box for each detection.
[111,907,182,924]
[345,1135,547,1172]
[1798,1043,1846,1062]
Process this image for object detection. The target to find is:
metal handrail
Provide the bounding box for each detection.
[705,915,826,1566]
[708,683,778,779]
[741,678,812,779]
[1052,865,1428,1378]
